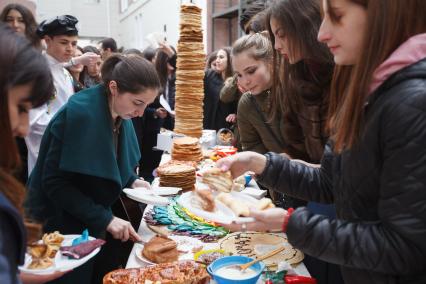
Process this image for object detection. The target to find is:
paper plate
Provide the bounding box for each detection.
[177,191,255,224]
[177,191,236,224]
[123,188,170,206]
[135,236,203,265]
[20,234,101,275]
[132,186,181,196]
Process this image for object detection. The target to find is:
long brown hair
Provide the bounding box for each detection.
[328,0,426,152]
[0,4,41,49]
[266,0,334,120]
[0,24,53,241]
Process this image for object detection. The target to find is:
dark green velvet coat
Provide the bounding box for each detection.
[25,85,140,284]
[26,84,140,236]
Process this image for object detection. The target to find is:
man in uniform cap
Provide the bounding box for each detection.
[25,15,79,174]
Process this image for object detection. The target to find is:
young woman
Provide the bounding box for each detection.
[66,46,85,93]
[155,43,176,130]
[0,4,40,49]
[26,55,160,284]
[80,46,102,88]
[205,50,218,71]
[134,45,176,182]
[232,32,286,154]
[1,4,41,185]
[267,0,334,163]
[218,0,426,283]
[0,24,68,284]
[266,1,340,281]
[231,33,303,207]
[203,47,235,131]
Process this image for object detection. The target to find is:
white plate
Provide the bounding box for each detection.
[135,236,203,265]
[135,244,155,265]
[19,234,101,275]
[177,191,255,224]
[123,188,170,206]
[242,179,267,199]
[131,186,181,196]
[178,191,236,224]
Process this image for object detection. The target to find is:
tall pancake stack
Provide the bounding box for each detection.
[171,137,203,162]
[174,4,205,138]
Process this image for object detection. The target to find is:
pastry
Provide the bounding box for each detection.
[192,189,216,212]
[103,260,210,284]
[202,168,233,192]
[142,236,179,264]
[216,192,250,217]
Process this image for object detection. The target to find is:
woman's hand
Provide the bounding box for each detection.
[21,270,71,284]
[132,178,151,189]
[106,216,142,242]
[216,151,267,178]
[155,107,168,119]
[158,42,175,57]
[226,113,237,124]
[219,207,288,232]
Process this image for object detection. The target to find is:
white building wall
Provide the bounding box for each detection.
[34,0,207,50]
[35,0,120,46]
[118,0,208,51]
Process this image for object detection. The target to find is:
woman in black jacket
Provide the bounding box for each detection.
[218,1,426,283]
[203,47,235,131]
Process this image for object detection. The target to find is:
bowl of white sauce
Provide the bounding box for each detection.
[207,255,265,284]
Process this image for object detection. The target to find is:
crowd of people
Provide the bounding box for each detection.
[0,0,425,284]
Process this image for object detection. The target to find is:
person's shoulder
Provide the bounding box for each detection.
[238,92,253,108]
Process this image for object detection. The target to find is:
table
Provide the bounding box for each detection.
[126,205,310,277]
[126,153,310,277]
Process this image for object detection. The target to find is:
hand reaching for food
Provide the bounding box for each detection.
[106,217,141,242]
[132,178,151,190]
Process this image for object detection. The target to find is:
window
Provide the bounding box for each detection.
[120,0,129,12]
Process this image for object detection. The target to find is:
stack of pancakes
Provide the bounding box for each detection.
[171,137,203,162]
[174,4,205,138]
[157,160,196,191]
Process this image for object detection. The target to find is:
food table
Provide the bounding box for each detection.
[126,206,310,278]
[125,155,311,280]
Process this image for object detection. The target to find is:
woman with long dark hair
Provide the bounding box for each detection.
[0,24,68,284]
[218,0,426,283]
[267,0,334,163]
[265,1,339,281]
[66,46,85,93]
[0,4,40,49]
[203,47,235,131]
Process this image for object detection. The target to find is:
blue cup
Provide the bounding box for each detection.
[207,255,265,284]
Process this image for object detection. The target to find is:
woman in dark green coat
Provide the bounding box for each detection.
[26,54,161,284]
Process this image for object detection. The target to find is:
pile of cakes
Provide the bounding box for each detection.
[157,160,196,191]
[174,4,205,138]
[171,137,203,162]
